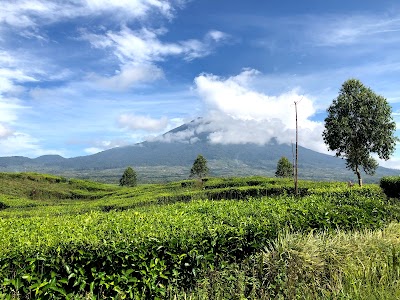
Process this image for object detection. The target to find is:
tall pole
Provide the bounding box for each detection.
[294,101,298,196]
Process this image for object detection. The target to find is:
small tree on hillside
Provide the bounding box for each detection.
[323,78,397,186]
[119,166,137,187]
[275,156,293,178]
[190,154,209,179]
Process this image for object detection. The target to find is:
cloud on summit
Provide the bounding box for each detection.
[154,69,326,153]
[195,69,325,152]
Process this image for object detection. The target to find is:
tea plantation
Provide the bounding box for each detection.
[0,172,400,299]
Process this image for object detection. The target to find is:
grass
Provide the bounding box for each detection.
[171,223,400,299]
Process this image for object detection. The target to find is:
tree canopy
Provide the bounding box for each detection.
[275,156,293,178]
[119,166,137,187]
[190,154,209,179]
[322,79,397,186]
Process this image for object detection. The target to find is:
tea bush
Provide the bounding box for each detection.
[1,193,398,298]
[380,176,400,199]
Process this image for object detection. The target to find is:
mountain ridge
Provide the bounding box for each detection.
[0,120,398,183]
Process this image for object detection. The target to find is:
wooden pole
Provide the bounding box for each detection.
[294,101,299,196]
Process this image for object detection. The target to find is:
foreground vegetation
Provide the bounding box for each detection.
[0,172,399,299]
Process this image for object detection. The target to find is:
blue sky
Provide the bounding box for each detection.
[1,0,400,169]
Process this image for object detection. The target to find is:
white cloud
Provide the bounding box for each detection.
[81,26,228,88]
[0,49,71,99]
[0,51,41,97]
[310,14,400,46]
[118,113,169,132]
[189,69,326,152]
[84,147,103,155]
[0,96,26,124]
[148,69,327,152]
[380,158,400,170]
[82,27,228,64]
[206,30,229,42]
[89,63,164,90]
[195,69,318,127]
[0,0,181,29]
[0,68,37,83]
[71,138,129,155]
[0,132,65,158]
[83,0,175,19]
[0,124,14,139]
[151,128,196,143]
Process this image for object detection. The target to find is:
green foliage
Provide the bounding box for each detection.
[172,223,400,299]
[1,173,400,298]
[0,201,9,210]
[1,194,399,297]
[323,79,397,186]
[275,156,293,178]
[190,154,209,179]
[119,167,137,187]
[380,176,400,199]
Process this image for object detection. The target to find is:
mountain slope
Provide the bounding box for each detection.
[0,120,398,183]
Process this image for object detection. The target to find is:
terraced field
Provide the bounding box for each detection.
[0,172,399,299]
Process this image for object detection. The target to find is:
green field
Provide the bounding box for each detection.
[0,172,400,299]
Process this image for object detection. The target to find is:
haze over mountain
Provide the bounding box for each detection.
[0,119,397,183]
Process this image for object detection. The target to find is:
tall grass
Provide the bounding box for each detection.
[172,223,400,299]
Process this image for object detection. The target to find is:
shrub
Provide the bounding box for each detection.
[0,202,9,210]
[119,167,137,187]
[380,176,400,198]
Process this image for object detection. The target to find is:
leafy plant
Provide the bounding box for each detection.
[380,176,400,199]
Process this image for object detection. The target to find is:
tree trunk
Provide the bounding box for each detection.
[355,166,363,187]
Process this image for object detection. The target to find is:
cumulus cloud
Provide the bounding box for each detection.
[148,69,326,152]
[172,69,326,153]
[195,69,316,125]
[118,113,169,132]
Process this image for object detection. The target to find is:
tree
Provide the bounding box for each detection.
[119,166,137,187]
[275,156,293,178]
[190,154,209,179]
[322,79,397,186]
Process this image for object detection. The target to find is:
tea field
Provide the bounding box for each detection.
[0,172,400,299]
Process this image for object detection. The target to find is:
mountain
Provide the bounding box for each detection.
[0,119,398,183]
